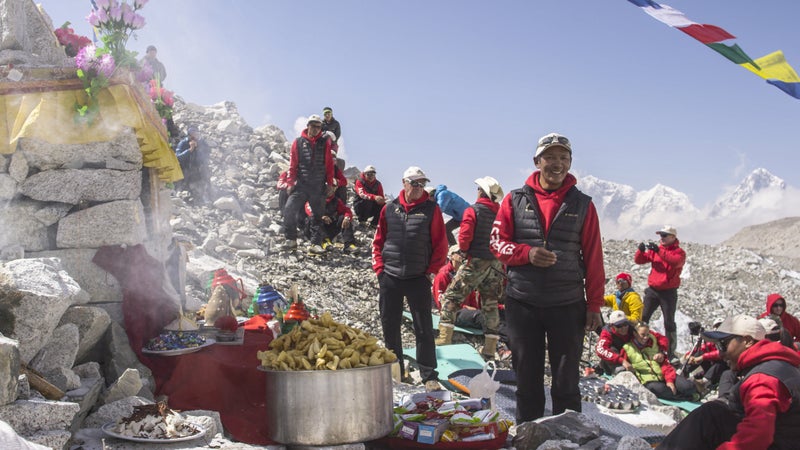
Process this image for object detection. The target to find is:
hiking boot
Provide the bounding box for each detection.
[343,243,358,254]
[308,244,325,255]
[480,334,499,359]
[424,380,443,392]
[434,323,455,346]
[322,238,333,251]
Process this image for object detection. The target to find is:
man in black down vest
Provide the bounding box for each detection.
[658,314,800,449]
[371,166,448,392]
[490,132,605,423]
[281,114,335,251]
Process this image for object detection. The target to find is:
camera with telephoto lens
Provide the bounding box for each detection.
[688,321,703,336]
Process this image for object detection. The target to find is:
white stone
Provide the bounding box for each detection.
[56,200,147,248]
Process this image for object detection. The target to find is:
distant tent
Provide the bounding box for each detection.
[626,0,800,100]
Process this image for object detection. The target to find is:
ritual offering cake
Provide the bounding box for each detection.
[144,316,206,351]
[105,402,202,440]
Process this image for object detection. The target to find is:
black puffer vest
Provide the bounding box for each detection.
[381,198,436,279]
[467,203,496,260]
[729,359,800,448]
[505,185,591,307]
[294,135,327,192]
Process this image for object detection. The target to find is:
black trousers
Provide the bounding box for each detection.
[307,216,355,245]
[354,199,382,227]
[658,400,740,449]
[642,287,678,333]
[283,186,324,240]
[445,218,460,246]
[378,273,438,382]
[645,375,697,401]
[505,297,585,422]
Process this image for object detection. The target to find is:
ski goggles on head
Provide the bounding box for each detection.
[537,134,571,148]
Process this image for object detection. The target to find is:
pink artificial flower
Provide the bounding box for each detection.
[86,10,100,27]
[75,44,96,71]
[134,0,149,9]
[95,0,111,10]
[96,7,109,24]
[98,53,116,78]
[136,62,153,82]
[162,90,175,107]
[121,3,135,26]
[130,13,145,30]
[109,5,123,21]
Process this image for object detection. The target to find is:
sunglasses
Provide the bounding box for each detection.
[407,180,426,188]
[715,335,739,353]
[538,135,571,147]
[308,123,322,128]
[364,171,376,175]
[773,302,786,308]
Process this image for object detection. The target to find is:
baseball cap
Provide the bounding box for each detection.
[535,132,572,159]
[403,166,429,182]
[703,315,765,341]
[609,310,629,327]
[448,245,461,255]
[615,273,632,284]
[474,176,504,202]
[758,317,781,335]
[307,114,323,125]
[363,165,376,173]
[323,107,333,113]
[657,225,677,237]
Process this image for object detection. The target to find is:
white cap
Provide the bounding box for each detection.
[535,132,572,159]
[758,317,781,335]
[363,165,376,173]
[657,225,677,237]
[402,166,429,182]
[609,310,629,326]
[703,315,766,341]
[448,245,461,255]
[475,176,504,202]
[307,114,323,124]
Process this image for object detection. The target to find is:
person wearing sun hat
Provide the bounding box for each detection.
[635,225,686,361]
[352,164,385,229]
[436,176,506,360]
[281,114,335,252]
[602,272,643,323]
[595,309,635,375]
[372,166,448,392]
[659,314,800,449]
[489,132,605,422]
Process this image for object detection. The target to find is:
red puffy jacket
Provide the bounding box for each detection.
[634,240,685,290]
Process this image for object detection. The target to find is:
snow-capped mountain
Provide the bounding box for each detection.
[577,168,792,243]
[709,168,786,217]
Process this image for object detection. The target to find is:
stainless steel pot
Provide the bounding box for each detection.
[259,363,394,445]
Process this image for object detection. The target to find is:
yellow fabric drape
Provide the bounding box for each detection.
[0,79,182,182]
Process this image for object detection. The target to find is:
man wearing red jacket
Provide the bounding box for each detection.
[595,310,634,375]
[760,293,800,349]
[489,132,605,422]
[304,186,357,254]
[352,165,385,229]
[635,225,686,361]
[436,176,505,360]
[372,166,448,391]
[282,115,335,251]
[658,315,800,449]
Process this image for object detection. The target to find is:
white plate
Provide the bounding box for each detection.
[141,338,215,356]
[101,421,206,443]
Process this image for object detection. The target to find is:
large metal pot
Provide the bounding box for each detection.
[260,363,394,445]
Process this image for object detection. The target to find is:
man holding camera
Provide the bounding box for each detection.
[635,225,686,362]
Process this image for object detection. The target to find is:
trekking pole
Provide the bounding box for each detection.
[678,336,703,378]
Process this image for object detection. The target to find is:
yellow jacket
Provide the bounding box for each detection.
[603,290,643,322]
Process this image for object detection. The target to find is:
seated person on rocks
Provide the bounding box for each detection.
[622,321,697,401]
[432,245,511,360]
[759,293,800,350]
[759,316,797,349]
[683,317,728,389]
[603,272,643,323]
[332,154,348,205]
[658,314,800,450]
[595,310,634,375]
[352,165,385,229]
[304,185,357,254]
[174,126,212,203]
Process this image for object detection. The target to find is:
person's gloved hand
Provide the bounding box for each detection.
[647,242,659,252]
[637,242,646,253]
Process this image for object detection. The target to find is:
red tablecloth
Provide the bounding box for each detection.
[93,245,277,445]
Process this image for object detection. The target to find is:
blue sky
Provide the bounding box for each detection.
[42,0,799,210]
